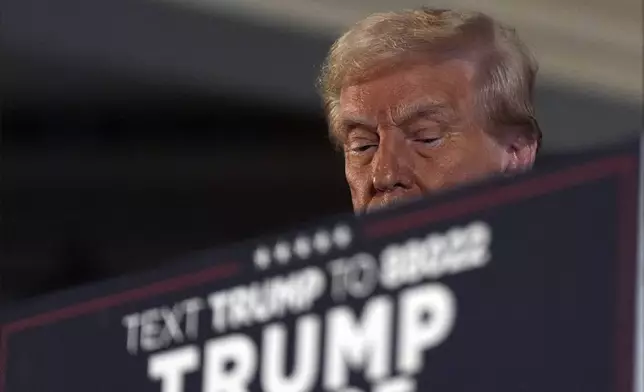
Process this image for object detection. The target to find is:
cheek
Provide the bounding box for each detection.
[414,134,503,188]
[344,162,370,198]
[447,138,505,181]
[412,152,460,189]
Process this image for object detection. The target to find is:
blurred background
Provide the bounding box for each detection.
[2,0,642,302]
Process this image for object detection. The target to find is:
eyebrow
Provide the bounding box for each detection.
[337,115,378,135]
[391,98,450,126]
[336,98,451,137]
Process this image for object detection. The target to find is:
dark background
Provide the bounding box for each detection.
[1,0,642,303]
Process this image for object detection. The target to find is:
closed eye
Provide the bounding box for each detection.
[351,144,377,153]
[416,137,441,144]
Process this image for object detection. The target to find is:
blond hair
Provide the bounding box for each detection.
[317,7,541,149]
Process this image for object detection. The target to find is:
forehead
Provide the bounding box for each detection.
[339,59,476,116]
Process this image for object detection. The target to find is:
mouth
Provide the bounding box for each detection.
[365,194,409,213]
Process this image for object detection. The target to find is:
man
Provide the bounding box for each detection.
[317,8,542,213]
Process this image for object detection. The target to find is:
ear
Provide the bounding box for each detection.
[504,135,538,173]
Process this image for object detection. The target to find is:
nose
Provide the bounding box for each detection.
[372,133,413,192]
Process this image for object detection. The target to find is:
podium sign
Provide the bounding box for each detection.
[1,140,642,392]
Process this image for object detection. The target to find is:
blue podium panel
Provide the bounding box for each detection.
[1,139,642,392]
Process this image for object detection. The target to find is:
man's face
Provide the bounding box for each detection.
[338,59,525,213]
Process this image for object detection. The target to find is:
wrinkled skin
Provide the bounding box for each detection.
[337,59,537,213]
